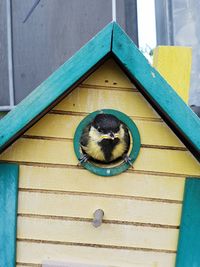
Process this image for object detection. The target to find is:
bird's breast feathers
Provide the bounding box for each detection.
[82,125,127,162]
[112,139,127,160]
[82,139,105,161]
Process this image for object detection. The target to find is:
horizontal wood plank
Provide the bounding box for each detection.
[16,264,39,267]
[1,139,200,176]
[82,58,135,89]
[18,191,181,226]
[53,87,159,119]
[16,262,154,267]
[18,165,185,201]
[25,113,184,148]
[17,217,178,251]
[16,241,176,267]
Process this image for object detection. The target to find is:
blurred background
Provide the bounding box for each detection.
[0,0,199,116]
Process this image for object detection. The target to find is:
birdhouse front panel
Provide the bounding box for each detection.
[0,59,200,267]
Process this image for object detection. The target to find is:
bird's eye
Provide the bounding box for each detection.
[97,126,103,132]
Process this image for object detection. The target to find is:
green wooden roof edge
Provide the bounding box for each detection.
[0,22,200,160]
[0,22,113,152]
[0,163,19,267]
[112,23,200,159]
[176,178,200,266]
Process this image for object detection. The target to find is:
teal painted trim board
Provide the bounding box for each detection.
[0,22,113,152]
[112,23,200,157]
[0,163,19,267]
[176,178,200,267]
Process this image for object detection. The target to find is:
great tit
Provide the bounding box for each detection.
[79,113,131,164]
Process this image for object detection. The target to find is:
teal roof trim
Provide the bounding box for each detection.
[0,22,199,160]
[0,22,113,152]
[112,23,200,158]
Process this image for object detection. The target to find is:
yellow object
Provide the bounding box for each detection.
[19,165,185,201]
[153,46,192,103]
[1,59,199,267]
[1,138,200,175]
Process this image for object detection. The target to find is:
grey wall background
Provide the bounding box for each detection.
[0,0,9,106]
[155,0,200,106]
[0,0,138,107]
[173,0,200,106]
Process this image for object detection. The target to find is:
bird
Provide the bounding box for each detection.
[79,113,131,165]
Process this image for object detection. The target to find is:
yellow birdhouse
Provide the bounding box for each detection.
[0,23,199,267]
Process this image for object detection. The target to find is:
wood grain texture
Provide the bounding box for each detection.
[83,58,135,88]
[176,178,200,267]
[153,46,192,103]
[17,241,176,267]
[112,22,200,156]
[53,87,159,119]
[1,139,199,175]
[18,165,185,201]
[17,217,178,251]
[24,113,184,148]
[18,191,181,226]
[1,23,199,267]
[0,163,19,267]
[42,262,151,267]
[0,22,113,153]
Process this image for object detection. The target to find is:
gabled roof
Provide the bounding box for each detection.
[0,22,200,161]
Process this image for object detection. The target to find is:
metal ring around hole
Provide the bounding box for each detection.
[73,109,141,177]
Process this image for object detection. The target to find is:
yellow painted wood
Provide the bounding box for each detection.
[16,264,153,267]
[16,260,156,267]
[18,191,182,226]
[17,241,176,267]
[0,46,196,267]
[53,88,159,119]
[1,54,197,267]
[17,217,178,251]
[25,114,184,148]
[1,139,200,175]
[83,59,135,88]
[19,166,185,201]
[153,46,192,103]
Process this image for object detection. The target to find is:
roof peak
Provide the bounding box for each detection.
[0,22,199,160]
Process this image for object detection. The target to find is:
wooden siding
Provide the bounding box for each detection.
[0,59,200,267]
[1,139,199,175]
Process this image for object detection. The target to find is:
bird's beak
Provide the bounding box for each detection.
[101,132,118,140]
[101,134,112,140]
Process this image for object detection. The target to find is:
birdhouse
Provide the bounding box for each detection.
[0,22,200,267]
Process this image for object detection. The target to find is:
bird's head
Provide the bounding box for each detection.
[89,114,124,142]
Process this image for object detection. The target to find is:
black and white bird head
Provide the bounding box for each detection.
[80,113,130,163]
[90,114,122,141]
